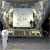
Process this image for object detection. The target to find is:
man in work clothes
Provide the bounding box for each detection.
[1,28,8,50]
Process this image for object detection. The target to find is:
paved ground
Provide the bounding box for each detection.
[0,37,49,50]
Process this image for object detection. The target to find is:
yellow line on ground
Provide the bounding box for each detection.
[8,49,21,50]
[13,49,21,50]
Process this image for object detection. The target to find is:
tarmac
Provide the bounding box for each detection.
[0,37,49,50]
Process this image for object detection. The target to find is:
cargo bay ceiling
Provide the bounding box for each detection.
[2,0,43,13]
[2,0,44,14]
[6,0,41,3]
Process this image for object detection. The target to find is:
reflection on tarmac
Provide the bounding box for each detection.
[0,37,49,50]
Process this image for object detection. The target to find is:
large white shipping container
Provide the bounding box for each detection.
[13,8,33,27]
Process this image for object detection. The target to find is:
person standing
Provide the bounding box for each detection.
[1,28,8,50]
[30,20,33,28]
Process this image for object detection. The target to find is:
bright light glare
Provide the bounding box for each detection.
[2,1,6,9]
[9,9,13,13]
